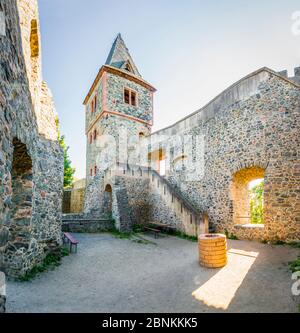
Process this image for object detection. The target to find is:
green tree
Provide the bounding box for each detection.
[249,180,264,224]
[56,119,75,188]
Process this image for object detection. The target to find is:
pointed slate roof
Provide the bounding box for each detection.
[105,33,141,77]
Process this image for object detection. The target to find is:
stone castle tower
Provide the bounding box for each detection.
[83,34,156,179]
[83,34,156,217]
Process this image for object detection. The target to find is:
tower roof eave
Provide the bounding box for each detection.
[83,65,156,105]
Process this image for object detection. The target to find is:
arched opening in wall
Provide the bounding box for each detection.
[148,148,166,176]
[230,167,265,226]
[30,19,39,58]
[139,132,145,140]
[173,154,188,172]
[103,184,113,218]
[11,138,33,242]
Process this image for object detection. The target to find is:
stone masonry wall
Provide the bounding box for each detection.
[151,69,300,242]
[0,0,63,277]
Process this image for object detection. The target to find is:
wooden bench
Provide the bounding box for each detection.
[63,232,79,253]
[149,222,177,234]
[144,226,161,239]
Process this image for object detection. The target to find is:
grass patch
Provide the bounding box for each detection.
[289,257,300,273]
[224,229,239,240]
[108,226,156,245]
[262,240,300,247]
[18,247,69,282]
[108,227,133,239]
[289,242,300,249]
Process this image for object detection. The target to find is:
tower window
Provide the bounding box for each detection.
[124,88,138,106]
[124,62,133,73]
[94,96,97,111]
[94,166,97,175]
[93,129,97,140]
[131,91,136,106]
[89,134,93,144]
[124,88,130,104]
[91,95,97,113]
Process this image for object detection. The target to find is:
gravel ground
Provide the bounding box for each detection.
[6,233,300,313]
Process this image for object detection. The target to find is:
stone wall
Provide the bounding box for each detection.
[62,189,71,214]
[62,179,86,214]
[0,0,63,277]
[82,35,299,243]
[98,166,207,235]
[62,214,113,233]
[150,68,300,242]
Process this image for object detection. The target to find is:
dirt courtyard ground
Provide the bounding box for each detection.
[7,233,300,313]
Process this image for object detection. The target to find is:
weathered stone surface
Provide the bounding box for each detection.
[0,0,64,277]
[81,36,300,242]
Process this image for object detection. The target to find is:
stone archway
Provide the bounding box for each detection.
[103,184,113,218]
[10,138,33,247]
[230,166,265,226]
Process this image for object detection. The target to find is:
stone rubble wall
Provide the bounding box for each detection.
[83,35,300,243]
[62,189,71,214]
[0,0,63,277]
[151,69,300,242]
[62,217,113,233]
[17,0,58,141]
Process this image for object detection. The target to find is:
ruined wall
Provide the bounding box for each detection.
[17,0,58,141]
[69,179,85,213]
[0,0,63,277]
[62,189,71,214]
[150,68,300,242]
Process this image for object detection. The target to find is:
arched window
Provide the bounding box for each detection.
[93,129,97,141]
[89,134,93,144]
[94,165,97,175]
[103,184,113,218]
[124,61,133,73]
[90,168,93,176]
[11,138,33,230]
[230,167,265,225]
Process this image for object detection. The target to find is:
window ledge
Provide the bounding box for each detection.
[234,224,265,229]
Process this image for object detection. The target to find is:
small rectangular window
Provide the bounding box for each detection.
[131,91,136,106]
[124,88,130,104]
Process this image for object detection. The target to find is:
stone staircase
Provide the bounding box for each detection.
[107,163,208,236]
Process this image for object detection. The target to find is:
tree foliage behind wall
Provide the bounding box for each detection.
[250,180,264,224]
[56,119,75,188]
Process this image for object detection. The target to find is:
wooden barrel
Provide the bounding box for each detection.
[198,234,227,268]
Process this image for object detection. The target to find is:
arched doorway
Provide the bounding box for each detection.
[11,138,33,244]
[230,166,265,226]
[103,184,112,218]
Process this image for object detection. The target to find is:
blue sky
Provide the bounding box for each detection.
[39,0,300,179]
